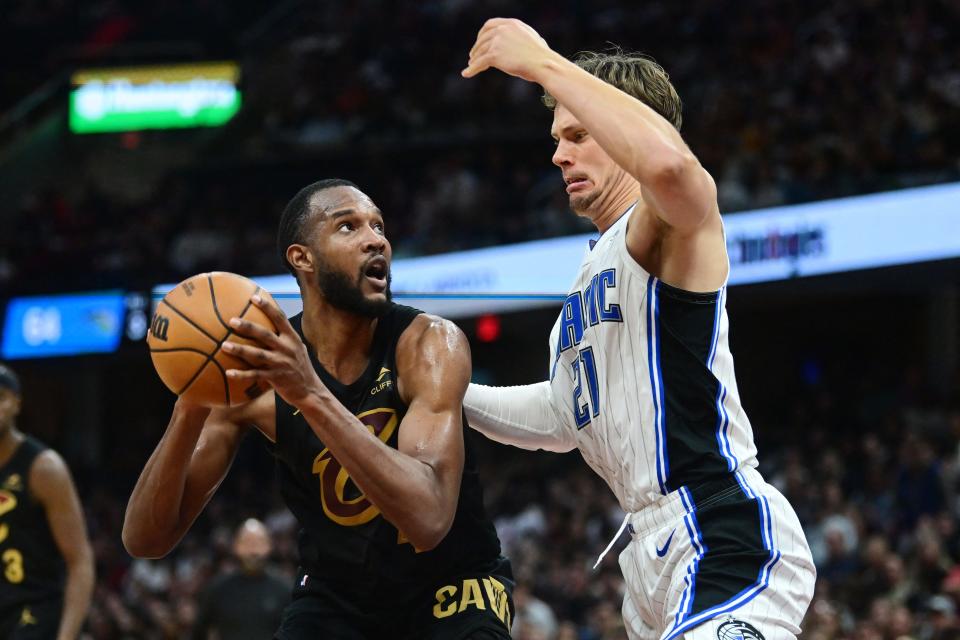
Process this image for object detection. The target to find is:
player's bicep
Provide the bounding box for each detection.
[396,317,470,486]
[30,452,90,565]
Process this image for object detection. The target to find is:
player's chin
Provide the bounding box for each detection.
[569,191,597,215]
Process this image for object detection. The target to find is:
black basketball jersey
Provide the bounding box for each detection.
[272,304,502,599]
[0,436,65,611]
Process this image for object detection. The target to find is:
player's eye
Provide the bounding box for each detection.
[373,222,385,234]
[338,222,354,232]
[574,131,587,142]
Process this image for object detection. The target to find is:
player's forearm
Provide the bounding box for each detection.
[122,401,208,557]
[299,388,456,550]
[537,57,705,209]
[464,381,575,453]
[56,548,94,640]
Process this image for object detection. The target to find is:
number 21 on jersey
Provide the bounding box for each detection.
[572,347,600,429]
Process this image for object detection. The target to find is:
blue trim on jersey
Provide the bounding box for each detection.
[674,487,706,628]
[655,284,668,484]
[708,287,739,473]
[646,276,668,495]
[664,476,781,640]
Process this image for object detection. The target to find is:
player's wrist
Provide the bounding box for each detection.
[287,377,329,415]
[533,50,575,91]
[174,396,211,413]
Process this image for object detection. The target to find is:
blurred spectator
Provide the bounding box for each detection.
[513,583,558,640]
[190,518,289,640]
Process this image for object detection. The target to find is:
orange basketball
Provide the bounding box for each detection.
[147,272,279,407]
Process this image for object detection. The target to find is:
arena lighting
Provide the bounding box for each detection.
[151,181,960,318]
[69,61,241,133]
[476,314,502,343]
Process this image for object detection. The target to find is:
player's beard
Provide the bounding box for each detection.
[570,189,601,216]
[315,259,392,318]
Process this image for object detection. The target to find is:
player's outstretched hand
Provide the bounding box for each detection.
[222,295,323,408]
[462,17,558,82]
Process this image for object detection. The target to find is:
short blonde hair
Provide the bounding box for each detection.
[542,49,683,131]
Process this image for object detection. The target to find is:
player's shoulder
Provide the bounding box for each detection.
[399,312,468,353]
[396,313,471,396]
[27,447,74,501]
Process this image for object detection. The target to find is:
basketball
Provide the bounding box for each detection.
[147,272,279,407]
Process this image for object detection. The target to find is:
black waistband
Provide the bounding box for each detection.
[687,473,749,510]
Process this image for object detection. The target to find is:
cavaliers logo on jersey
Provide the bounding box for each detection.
[311,407,398,526]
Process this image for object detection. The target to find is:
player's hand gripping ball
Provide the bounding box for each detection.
[148,272,278,407]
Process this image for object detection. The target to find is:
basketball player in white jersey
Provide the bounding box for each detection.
[461,19,815,640]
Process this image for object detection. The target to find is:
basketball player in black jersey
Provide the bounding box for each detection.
[0,364,94,639]
[124,180,513,639]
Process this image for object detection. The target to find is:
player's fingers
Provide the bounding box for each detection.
[221,341,275,366]
[224,367,269,380]
[462,54,493,78]
[250,294,295,337]
[480,17,508,32]
[468,39,493,63]
[468,30,496,59]
[227,315,279,346]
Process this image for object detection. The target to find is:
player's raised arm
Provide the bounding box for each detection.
[462,18,716,234]
[122,394,272,558]
[464,381,575,453]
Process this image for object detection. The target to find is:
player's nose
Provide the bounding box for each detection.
[361,227,387,254]
[552,141,574,168]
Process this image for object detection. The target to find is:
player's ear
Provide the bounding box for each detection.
[287,244,314,274]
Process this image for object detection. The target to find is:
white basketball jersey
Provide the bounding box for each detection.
[547,205,758,513]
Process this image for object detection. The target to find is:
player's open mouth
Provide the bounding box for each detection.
[363,257,388,289]
[564,175,591,193]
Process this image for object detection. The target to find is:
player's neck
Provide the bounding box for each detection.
[590,185,642,234]
[300,302,378,383]
[0,427,24,469]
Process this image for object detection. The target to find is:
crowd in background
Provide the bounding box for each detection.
[2,1,959,638]
[2,0,960,294]
[71,362,960,639]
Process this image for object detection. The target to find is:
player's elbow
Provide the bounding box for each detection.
[644,150,698,188]
[121,523,174,559]
[408,514,455,553]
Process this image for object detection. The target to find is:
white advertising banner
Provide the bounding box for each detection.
[153,181,960,318]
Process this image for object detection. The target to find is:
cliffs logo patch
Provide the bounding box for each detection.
[717,618,765,640]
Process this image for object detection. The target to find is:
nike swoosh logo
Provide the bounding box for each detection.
[656,529,675,557]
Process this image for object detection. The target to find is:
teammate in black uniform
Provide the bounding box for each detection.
[124,180,513,639]
[0,364,94,639]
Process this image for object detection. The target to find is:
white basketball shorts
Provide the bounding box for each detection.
[617,467,815,640]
